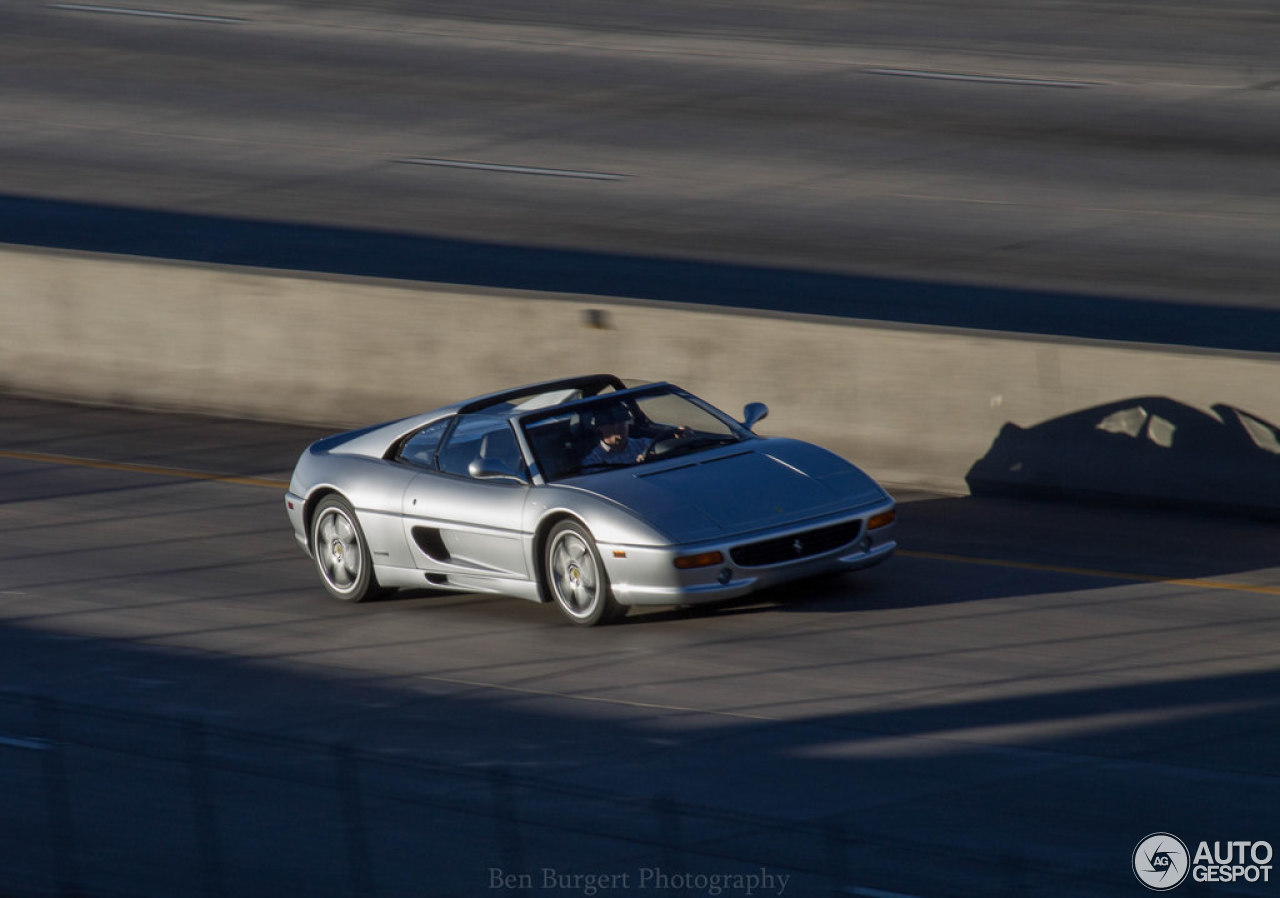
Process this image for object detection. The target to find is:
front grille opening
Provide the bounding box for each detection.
[730,520,862,567]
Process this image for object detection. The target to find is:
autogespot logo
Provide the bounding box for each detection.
[1134,833,1190,890]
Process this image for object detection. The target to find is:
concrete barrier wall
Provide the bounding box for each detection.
[4,244,1279,503]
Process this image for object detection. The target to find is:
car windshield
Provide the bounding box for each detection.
[520,386,749,481]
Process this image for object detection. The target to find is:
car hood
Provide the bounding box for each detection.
[567,439,888,543]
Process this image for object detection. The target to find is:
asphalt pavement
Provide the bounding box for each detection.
[1,396,1277,896]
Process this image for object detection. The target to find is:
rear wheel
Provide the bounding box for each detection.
[311,495,384,602]
[545,520,625,626]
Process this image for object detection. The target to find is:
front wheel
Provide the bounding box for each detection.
[311,495,384,602]
[544,520,626,626]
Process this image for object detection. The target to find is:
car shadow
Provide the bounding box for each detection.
[966,396,1280,518]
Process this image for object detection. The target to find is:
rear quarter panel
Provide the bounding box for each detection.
[294,447,417,568]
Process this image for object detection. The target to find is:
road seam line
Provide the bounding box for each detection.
[47,3,245,23]
[396,157,629,181]
[862,67,1098,88]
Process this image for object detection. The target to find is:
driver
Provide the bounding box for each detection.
[580,404,652,466]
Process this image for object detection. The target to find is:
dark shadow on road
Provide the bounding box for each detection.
[0,619,1276,898]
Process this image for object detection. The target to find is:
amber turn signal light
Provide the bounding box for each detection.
[867,509,896,530]
[673,551,725,569]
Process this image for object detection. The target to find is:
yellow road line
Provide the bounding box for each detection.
[899,549,1280,597]
[5,447,1277,597]
[0,448,287,490]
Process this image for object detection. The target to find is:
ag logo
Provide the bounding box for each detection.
[1134,833,1190,890]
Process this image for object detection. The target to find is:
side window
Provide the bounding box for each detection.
[524,412,579,481]
[397,417,452,469]
[437,416,525,479]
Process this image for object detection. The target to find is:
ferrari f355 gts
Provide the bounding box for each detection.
[285,375,895,625]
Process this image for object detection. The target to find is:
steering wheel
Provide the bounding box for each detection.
[641,427,690,461]
[642,437,684,461]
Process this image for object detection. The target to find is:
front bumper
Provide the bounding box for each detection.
[601,506,897,607]
[284,491,310,556]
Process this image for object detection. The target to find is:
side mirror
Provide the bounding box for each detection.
[468,458,528,484]
[742,402,769,431]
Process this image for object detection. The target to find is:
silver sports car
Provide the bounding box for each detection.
[285,375,896,625]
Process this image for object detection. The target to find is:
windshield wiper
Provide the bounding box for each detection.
[658,435,739,459]
[570,461,636,475]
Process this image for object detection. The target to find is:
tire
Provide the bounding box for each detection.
[311,495,384,602]
[544,520,626,626]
